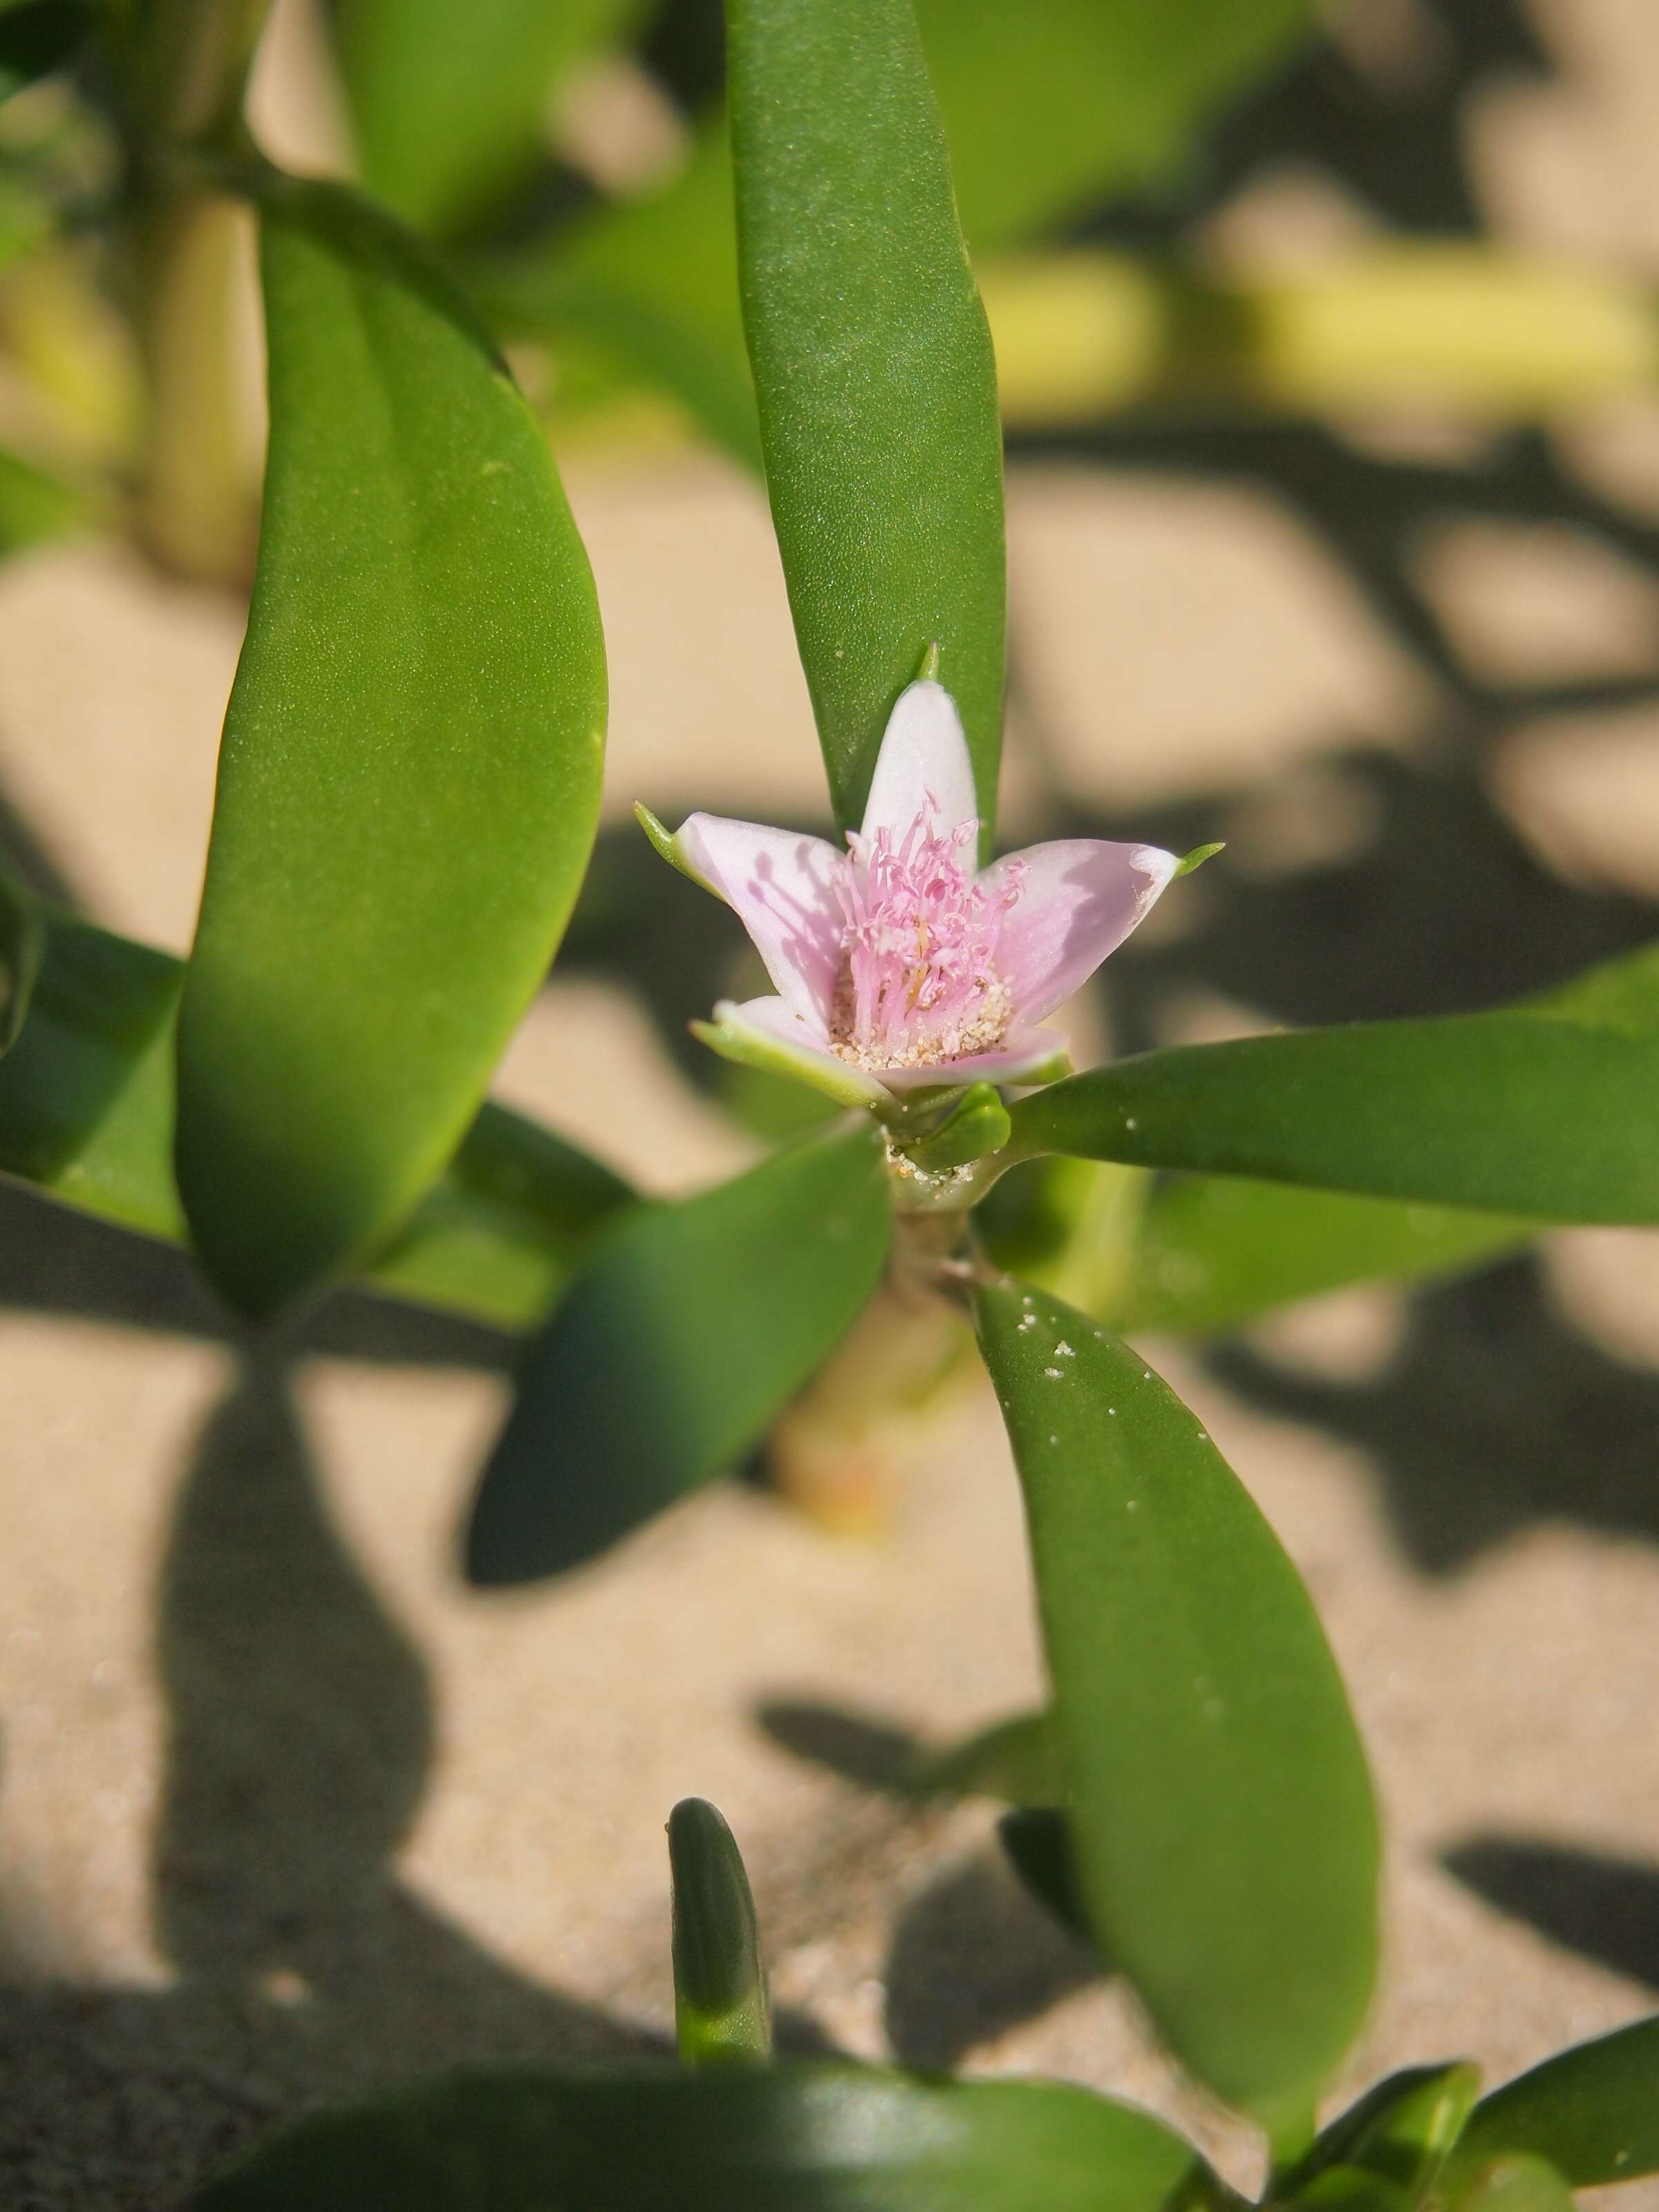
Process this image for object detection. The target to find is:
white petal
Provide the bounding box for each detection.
[877,1029,1071,1093]
[980,840,1178,1026]
[702,997,892,1109]
[674,815,845,1026]
[859,679,980,847]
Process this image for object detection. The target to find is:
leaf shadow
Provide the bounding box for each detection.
[1205,1251,1659,1575]
[1443,1837,1659,1991]
[0,1351,655,2207]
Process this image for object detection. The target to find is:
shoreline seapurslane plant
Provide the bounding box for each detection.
[638,662,1216,1127]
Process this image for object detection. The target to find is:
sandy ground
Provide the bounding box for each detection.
[4,3,1659,2206]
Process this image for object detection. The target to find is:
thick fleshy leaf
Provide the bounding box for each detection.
[193,2061,1207,2211]
[1276,2065,1481,2208]
[1121,1176,1534,1336]
[466,1118,892,1584]
[726,0,1004,839]
[176,175,606,1318]
[976,1277,1378,2126]
[334,0,644,233]
[1448,2157,1577,2212]
[1008,944,1659,1226]
[1446,2016,1659,2191]
[668,1799,771,2068]
[909,1707,1059,1803]
[0,903,630,1324]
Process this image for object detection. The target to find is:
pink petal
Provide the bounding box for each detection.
[877,1028,1071,1093]
[980,840,1177,1026]
[675,814,845,1026]
[710,996,893,1108]
[859,679,980,847]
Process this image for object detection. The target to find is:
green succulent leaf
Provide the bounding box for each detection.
[668,1799,771,2069]
[1447,2157,1577,2212]
[174,174,606,1318]
[725,0,1004,840]
[466,1118,892,1584]
[1008,943,1659,1226]
[901,1083,1011,1174]
[1275,2064,1481,2206]
[975,1277,1378,2124]
[0,872,43,1058]
[333,0,645,234]
[0,901,630,1324]
[193,2060,1208,2211]
[1446,2016,1659,2191]
[1121,1176,1533,1336]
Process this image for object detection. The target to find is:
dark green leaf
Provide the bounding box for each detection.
[1275,2065,1481,2206]
[194,2060,1207,2211]
[1121,1176,1533,1336]
[1447,2016,1659,2190]
[997,1808,1094,1949]
[0,903,630,1322]
[467,1118,892,1584]
[976,1277,1378,2125]
[175,174,606,1317]
[1008,944,1659,1226]
[0,0,89,100]
[726,0,1004,839]
[901,1083,1011,1174]
[669,1798,771,2068]
[335,0,643,234]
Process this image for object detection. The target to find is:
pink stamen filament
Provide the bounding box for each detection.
[832,809,1023,1069]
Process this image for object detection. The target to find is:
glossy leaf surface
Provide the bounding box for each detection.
[467,1119,892,1584]
[669,1799,771,2068]
[335,0,640,232]
[1447,2016,1659,2189]
[1277,2064,1481,2206]
[977,1277,1378,2121]
[194,2061,1205,2211]
[1009,944,1659,1226]
[176,176,606,1317]
[1121,1175,1532,1335]
[0,903,630,1322]
[726,0,1004,838]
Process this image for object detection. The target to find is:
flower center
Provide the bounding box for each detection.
[829,813,1022,1071]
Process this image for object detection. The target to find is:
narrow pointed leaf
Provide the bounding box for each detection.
[1446,2016,1659,2190]
[335,0,644,234]
[194,2061,1208,2211]
[176,175,606,1317]
[0,905,630,1324]
[1009,944,1659,1226]
[726,0,1004,838]
[669,1799,771,2068]
[1121,1177,1533,1336]
[976,1277,1378,2121]
[467,1118,892,1584]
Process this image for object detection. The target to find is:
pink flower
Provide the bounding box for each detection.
[638,677,1181,1110]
